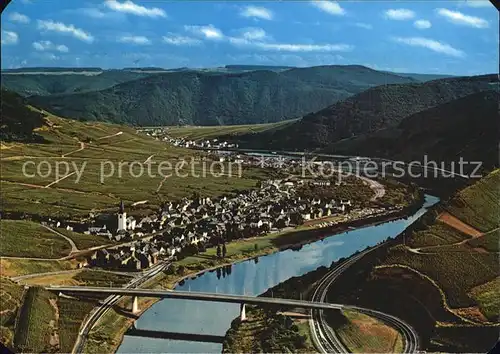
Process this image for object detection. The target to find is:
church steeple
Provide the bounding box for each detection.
[119,200,125,214]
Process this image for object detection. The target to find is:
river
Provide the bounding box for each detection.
[117,195,439,353]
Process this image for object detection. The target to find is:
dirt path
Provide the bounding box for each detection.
[156,175,168,193]
[144,154,155,164]
[62,142,85,158]
[357,175,386,201]
[44,171,77,188]
[406,226,500,255]
[41,224,79,253]
[1,180,87,194]
[97,131,123,140]
[437,212,483,237]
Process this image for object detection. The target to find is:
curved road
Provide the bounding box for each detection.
[309,244,419,353]
[71,261,169,354]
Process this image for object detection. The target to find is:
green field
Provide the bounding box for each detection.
[13,287,58,353]
[72,270,133,287]
[467,229,500,252]
[0,258,78,277]
[0,220,72,258]
[407,221,470,248]
[58,297,97,353]
[446,169,500,232]
[336,310,403,353]
[0,277,24,349]
[385,246,498,308]
[1,110,275,219]
[55,228,112,249]
[165,119,298,140]
[387,169,500,311]
[469,278,500,322]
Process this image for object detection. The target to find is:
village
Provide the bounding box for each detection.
[141,127,239,150]
[33,130,390,273]
[40,173,391,272]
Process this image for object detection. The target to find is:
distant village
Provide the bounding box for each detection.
[142,127,239,150]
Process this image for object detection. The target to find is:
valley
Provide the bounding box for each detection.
[1,63,498,354]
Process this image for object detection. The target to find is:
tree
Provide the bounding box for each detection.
[216,244,222,259]
[222,243,227,258]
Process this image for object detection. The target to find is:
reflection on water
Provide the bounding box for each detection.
[118,195,439,353]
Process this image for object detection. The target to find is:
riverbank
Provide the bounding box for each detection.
[82,194,425,353]
[221,249,404,353]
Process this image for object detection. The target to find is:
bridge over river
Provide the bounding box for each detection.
[46,285,344,321]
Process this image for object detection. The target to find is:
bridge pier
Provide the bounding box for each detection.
[240,303,246,321]
[132,296,140,314]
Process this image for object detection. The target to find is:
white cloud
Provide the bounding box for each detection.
[229,37,352,53]
[185,25,224,40]
[311,1,346,16]
[183,23,352,53]
[392,36,465,57]
[384,9,415,20]
[1,31,19,45]
[414,19,432,29]
[462,0,493,8]
[32,40,69,52]
[436,8,489,28]
[240,6,273,20]
[163,34,201,46]
[241,28,268,41]
[37,20,94,43]
[56,44,69,53]
[9,12,30,24]
[118,35,151,45]
[104,0,166,18]
[255,42,353,52]
[354,22,373,29]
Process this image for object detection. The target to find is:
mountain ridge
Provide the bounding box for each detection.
[24,65,417,126]
[230,74,497,151]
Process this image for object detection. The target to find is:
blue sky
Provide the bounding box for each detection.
[1,0,498,74]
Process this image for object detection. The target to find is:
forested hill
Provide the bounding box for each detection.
[25,65,416,126]
[233,74,497,151]
[331,90,499,172]
[0,89,45,142]
[1,70,151,97]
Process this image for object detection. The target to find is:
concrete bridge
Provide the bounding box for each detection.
[46,286,343,321]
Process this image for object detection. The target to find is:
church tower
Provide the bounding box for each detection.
[117,200,127,231]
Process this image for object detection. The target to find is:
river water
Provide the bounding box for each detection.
[118,195,439,353]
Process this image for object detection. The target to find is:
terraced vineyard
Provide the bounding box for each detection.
[1,106,274,219]
[1,220,72,258]
[329,169,500,352]
[446,169,500,232]
[164,119,297,141]
[13,287,58,353]
[0,277,24,350]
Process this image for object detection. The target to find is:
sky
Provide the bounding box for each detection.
[1,0,498,75]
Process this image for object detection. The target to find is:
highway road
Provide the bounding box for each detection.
[48,285,347,311]
[49,246,419,354]
[309,243,419,353]
[70,260,169,354]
